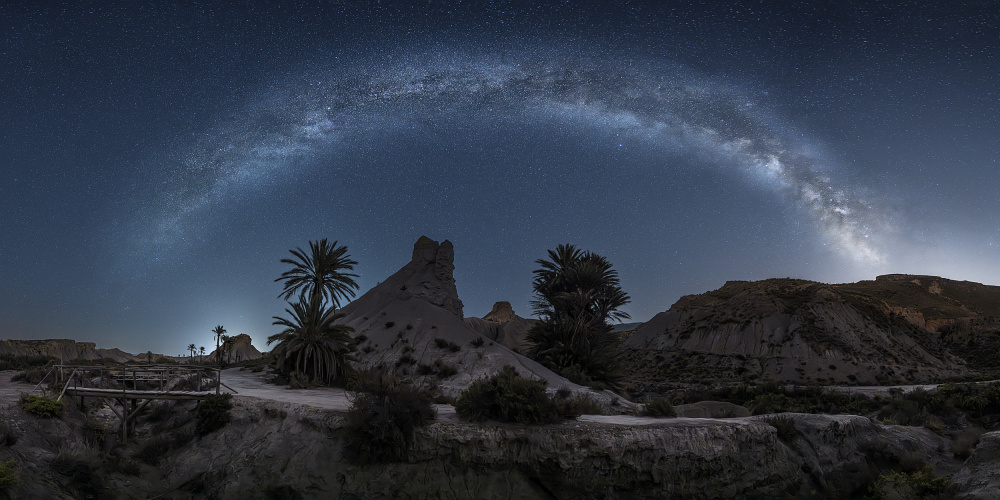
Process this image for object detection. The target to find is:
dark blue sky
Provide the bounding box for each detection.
[3,1,999,355]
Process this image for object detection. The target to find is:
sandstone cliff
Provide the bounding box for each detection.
[623,277,976,389]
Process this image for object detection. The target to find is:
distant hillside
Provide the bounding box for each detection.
[0,339,139,363]
[623,275,1000,392]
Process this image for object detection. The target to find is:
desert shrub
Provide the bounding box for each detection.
[134,436,172,465]
[471,337,485,347]
[0,354,56,371]
[195,394,233,436]
[432,338,461,352]
[344,369,435,463]
[142,401,174,422]
[83,417,109,448]
[953,427,984,458]
[395,354,417,368]
[761,415,799,443]
[437,364,458,378]
[554,392,604,417]
[384,321,395,329]
[455,366,563,424]
[643,396,676,418]
[867,465,950,499]
[354,334,368,343]
[11,367,52,385]
[434,361,458,378]
[19,393,64,418]
[0,459,18,490]
[107,455,141,476]
[0,423,17,447]
[49,452,103,497]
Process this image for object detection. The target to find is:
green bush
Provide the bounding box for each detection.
[195,394,233,436]
[456,366,563,424]
[643,396,676,418]
[19,393,64,418]
[0,459,18,490]
[867,465,950,499]
[344,369,435,463]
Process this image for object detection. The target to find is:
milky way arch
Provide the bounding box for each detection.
[149,53,888,265]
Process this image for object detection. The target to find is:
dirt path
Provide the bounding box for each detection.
[19,368,982,427]
[221,369,466,422]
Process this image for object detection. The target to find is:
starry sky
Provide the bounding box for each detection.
[3,1,999,356]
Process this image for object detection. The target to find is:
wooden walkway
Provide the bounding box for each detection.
[37,364,237,443]
[63,387,217,400]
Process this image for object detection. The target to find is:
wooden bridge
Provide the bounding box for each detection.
[35,364,238,442]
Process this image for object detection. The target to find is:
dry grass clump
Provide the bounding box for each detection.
[642,396,676,418]
[344,368,435,463]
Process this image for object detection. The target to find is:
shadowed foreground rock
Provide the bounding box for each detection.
[1,395,984,499]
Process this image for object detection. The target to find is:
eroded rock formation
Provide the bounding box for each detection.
[464,301,536,352]
[337,236,620,404]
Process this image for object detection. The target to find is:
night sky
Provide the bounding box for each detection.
[3,2,999,356]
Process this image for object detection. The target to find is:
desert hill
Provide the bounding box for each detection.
[0,339,139,363]
[463,301,536,353]
[622,275,1000,391]
[337,236,624,404]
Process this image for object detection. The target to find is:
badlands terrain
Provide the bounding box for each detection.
[2,237,1000,498]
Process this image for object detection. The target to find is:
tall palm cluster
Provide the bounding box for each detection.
[526,244,630,390]
[269,239,359,385]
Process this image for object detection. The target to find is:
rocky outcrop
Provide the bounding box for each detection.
[0,339,138,362]
[464,301,536,352]
[1,393,986,499]
[483,301,516,323]
[209,333,262,363]
[952,431,1000,499]
[337,237,623,405]
[623,277,972,389]
[675,401,751,418]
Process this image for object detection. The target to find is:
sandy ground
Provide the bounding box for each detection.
[6,368,993,427]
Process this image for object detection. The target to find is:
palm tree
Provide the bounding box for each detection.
[269,293,355,385]
[187,343,197,362]
[526,244,631,390]
[275,239,359,309]
[212,325,226,367]
[199,346,206,363]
